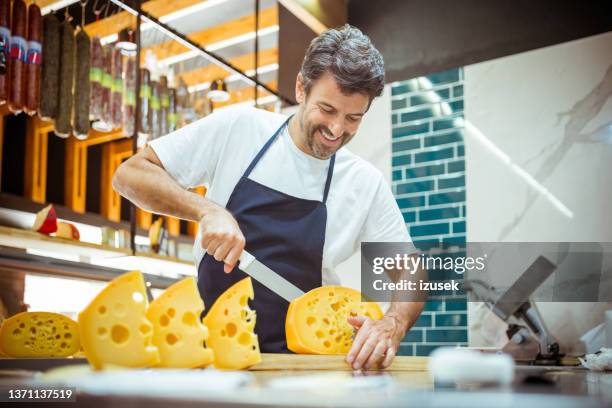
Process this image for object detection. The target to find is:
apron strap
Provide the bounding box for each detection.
[243,114,337,204]
[243,116,292,179]
[322,153,335,204]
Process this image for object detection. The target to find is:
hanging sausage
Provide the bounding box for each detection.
[150,79,160,139]
[8,0,27,114]
[159,75,169,136]
[24,2,42,116]
[73,29,90,139]
[0,0,11,104]
[122,55,136,137]
[54,20,75,137]
[93,45,113,132]
[38,14,60,121]
[110,46,122,129]
[167,88,177,133]
[138,68,150,136]
[89,36,103,121]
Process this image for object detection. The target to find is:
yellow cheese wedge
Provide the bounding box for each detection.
[146,277,214,368]
[0,312,80,357]
[286,286,383,354]
[203,277,261,369]
[78,271,160,370]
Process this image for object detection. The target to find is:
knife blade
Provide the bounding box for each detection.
[238,250,305,302]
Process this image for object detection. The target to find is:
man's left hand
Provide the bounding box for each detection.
[346,314,406,370]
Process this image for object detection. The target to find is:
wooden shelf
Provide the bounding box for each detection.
[0,193,195,245]
[135,251,193,266]
[0,246,178,290]
[0,225,130,260]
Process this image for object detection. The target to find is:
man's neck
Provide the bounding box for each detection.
[288,114,312,156]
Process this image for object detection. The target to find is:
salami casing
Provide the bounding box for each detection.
[89,36,103,121]
[167,88,177,133]
[24,3,42,115]
[110,47,122,128]
[0,0,11,104]
[150,80,160,139]
[38,14,60,120]
[159,75,168,136]
[54,20,74,137]
[122,56,136,137]
[138,68,150,135]
[8,0,27,114]
[73,29,90,139]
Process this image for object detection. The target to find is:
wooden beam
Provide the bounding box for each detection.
[84,0,204,39]
[25,0,65,8]
[82,128,127,147]
[165,216,181,237]
[24,118,53,204]
[137,208,153,230]
[180,48,278,87]
[101,139,133,222]
[65,129,126,214]
[143,7,278,63]
[64,138,88,213]
[277,0,347,34]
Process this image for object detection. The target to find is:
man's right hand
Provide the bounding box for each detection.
[200,203,246,273]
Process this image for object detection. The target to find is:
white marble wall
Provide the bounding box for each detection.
[464,31,612,353]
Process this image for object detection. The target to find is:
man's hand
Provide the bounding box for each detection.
[346,314,407,370]
[200,203,246,273]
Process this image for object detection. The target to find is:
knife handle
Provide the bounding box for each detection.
[238,250,255,269]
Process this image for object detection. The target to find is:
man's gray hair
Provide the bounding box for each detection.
[300,24,385,102]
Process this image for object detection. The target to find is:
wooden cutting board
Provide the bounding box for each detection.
[250,353,429,371]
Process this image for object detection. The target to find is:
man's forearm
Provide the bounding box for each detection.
[385,261,427,336]
[113,154,211,222]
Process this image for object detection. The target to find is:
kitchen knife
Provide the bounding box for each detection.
[238,250,305,302]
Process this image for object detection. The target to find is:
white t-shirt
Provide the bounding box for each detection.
[149,105,414,285]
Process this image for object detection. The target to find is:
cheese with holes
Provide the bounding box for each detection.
[286,286,383,354]
[146,277,214,368]
[0,312,80,357]
[203,277,261,369]
[78,271,159,370]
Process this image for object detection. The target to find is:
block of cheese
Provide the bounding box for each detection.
[203,277,261,369]
[286,286,383,354]
[0,312,80,357]
[78,271,160,370]
[146,277,214,368]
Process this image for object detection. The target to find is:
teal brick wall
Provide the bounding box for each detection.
[391,68,468,356]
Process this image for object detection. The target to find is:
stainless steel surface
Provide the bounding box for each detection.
[238,250,305,302]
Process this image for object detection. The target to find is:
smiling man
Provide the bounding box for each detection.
[113,24,424,369]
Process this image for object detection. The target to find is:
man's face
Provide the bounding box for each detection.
[295,72,370,159]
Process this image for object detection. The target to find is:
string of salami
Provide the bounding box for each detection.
[0,1,198,142]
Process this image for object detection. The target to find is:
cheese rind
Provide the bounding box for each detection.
[0,312,80,357]
[146,277,214,368]
[203,277,261,369]
[78,271,160,370]
[286,286,383,355]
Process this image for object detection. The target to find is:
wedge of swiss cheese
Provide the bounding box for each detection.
[146,277,214,368]
[0,312,80,357]
[286,286,383,354]
[203,277,261,369]
[78,271,160,369]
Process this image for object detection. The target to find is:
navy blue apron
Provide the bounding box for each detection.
[198,116,335,353]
